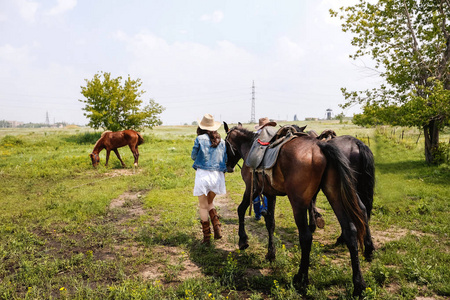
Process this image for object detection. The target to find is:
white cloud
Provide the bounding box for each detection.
[15,0,39,22]
[0,12,7,22]
[112,30,259,124]
[47,0,77,16]
[276,37,305,63]
[0,44,33,66]
[200,10,224,23]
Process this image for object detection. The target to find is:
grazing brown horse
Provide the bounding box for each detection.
[90,130,144,168]
[224,122,373,297]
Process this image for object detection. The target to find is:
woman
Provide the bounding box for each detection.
[191,114,227,244]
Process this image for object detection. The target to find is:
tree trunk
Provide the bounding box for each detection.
[423,119,440,164]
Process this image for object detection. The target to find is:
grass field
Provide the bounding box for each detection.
[0,121,448,299]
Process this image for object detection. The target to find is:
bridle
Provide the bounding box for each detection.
[225,130,242,170]
[90,153,100,165]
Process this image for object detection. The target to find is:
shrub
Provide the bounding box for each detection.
[64,132,102,145]
[432,142,450,164]
[1,135,24,146]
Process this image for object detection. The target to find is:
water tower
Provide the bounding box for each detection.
[326,108,333,120]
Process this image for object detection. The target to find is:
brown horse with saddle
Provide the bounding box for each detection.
[223,122,374,297]
[90,130,144,168]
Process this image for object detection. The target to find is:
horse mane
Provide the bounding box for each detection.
[93,131,112,150]
[101,130,112,137]
[234,126,257,142]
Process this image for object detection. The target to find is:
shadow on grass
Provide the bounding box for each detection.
[187,241,276,292]
[376,160,450,184]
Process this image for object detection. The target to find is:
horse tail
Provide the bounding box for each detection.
[137,132,144,145]
[355,139,375,219]
[318,142,366,249]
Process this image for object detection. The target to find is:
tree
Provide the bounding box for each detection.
[335,112,346,123]
[80,72,165,131]
[0,120,12,128]
[331,0,450,164]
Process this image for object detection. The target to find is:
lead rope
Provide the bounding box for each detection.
[249,170,254,216]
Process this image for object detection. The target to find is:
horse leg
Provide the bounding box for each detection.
[341,217,366,296]
[129,145,139,167]
[335,196,368,247]
[291,207,312,293]
[134,147,139,167]
[309,190,324,233]
[113,149,126,167]
[357,196,375,261]
[263,195,277,261]
[336,192,376,260]
[309,197,316,233]
[237,188,251,250]
[325,193,367,297]
[105,150,111,166]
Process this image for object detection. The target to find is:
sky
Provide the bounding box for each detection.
[0,0,382,126]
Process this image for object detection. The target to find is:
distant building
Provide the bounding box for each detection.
[7,121,24,127]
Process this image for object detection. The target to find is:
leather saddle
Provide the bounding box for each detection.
[245,125,307,170]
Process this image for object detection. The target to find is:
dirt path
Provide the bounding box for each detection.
[107,188,437,293]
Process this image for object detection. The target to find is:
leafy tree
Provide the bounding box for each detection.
[331,0,450,164]
[335,112,346,123]
[0,120,12,128]
[80,72,165,131]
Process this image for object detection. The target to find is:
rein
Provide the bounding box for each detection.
[225,136,242,170]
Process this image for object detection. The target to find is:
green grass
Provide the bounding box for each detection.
[0,123,448,299]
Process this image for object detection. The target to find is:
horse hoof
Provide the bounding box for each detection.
[293,274,308,294]
[265,252,276,262]
[239,242,249,250]
[316,216,325,229]
[353,283,366,297]
[364,246,375,262]
[335,235,346,246]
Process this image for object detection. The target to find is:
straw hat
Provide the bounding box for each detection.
[255,117,277,130]
[198,114,221,131]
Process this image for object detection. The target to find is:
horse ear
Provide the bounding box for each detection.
[299,125,307,132]
[223,121,229,133]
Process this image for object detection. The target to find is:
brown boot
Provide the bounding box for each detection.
[209,208,222,240]
[201,220,211,244]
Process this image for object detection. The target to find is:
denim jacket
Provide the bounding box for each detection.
[191,134,227,172]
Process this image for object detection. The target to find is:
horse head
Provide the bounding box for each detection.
[318,129,337,141]
[224,122,252,173]
[90,152,100,167]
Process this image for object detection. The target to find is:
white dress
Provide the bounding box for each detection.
[193,168,226,196]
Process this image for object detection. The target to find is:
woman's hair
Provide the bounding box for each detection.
[197,127,221,147]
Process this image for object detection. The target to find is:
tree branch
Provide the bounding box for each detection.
[438,0,450,87]
[402,0,420,53]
